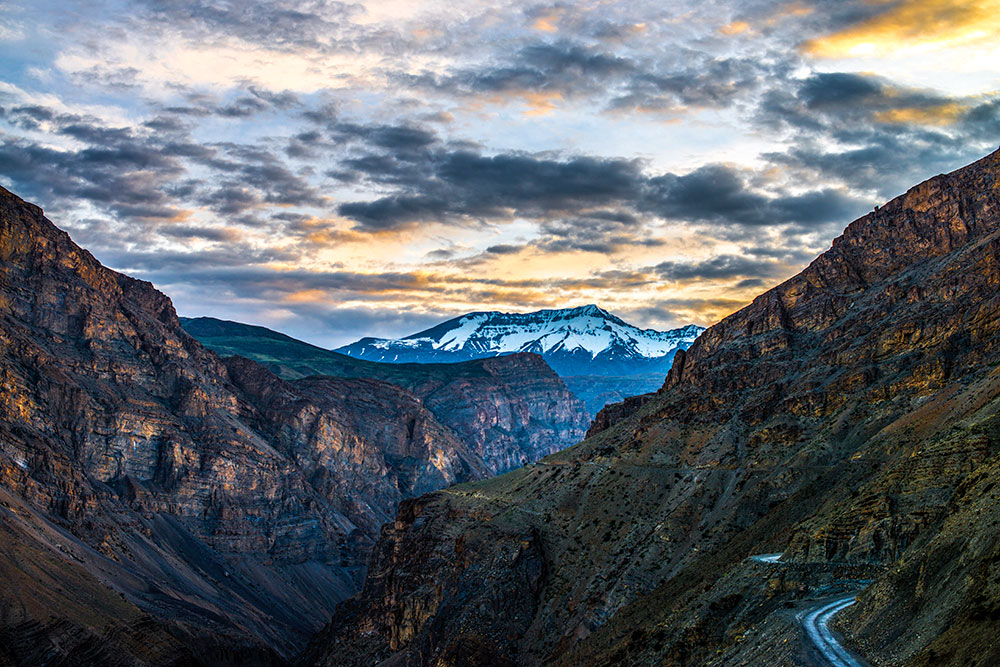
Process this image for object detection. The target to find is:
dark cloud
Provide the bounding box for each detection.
[798,72,883,110]
[641,164,868,229]
[766,133,982,201]
[211,88,300,118]
[216,96,269,118]
[133,0,363,52]
[331,133,873,235]
[405,40,770,115]
[408,41,635,101]
[654,254,782,281]
[68,65,142,90]
[0,97,323,234]
[143,115,191,133]
[338,151,643,229]
[754,72,1000,199]
[0,134,187,221]
[159,225,241,242]
[610,55,771,112]
[486,244,521,254]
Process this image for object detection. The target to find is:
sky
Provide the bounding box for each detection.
[1,0,998,348]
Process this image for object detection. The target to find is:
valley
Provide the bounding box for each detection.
[0,185,587,663]
[2,1,999,664]
[307,148,1000,666]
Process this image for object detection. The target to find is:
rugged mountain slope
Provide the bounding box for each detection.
[183,317,589,474]
[308,149,1000,667]
[337,305,701,375]
[0,184,571,664]
[336,306,703,415]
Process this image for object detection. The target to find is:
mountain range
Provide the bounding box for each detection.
[2,147,1000,667]
[180,316,589,475]
[307,150,1000,666]
[337,306,703,415]
[0,185,587,664]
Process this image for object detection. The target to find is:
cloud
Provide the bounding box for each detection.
[337,150,644,229]
[609,55,770,113]
[159,224,241,242]
[403,39,771,116]
[0,132,188,221]
[411,40,635,102]
[641,163,868,229]
[754,72,1000,199]
[485,244,521,254]
[654,254,783,281]
[804,0,1000,58]
[131,0,364,52]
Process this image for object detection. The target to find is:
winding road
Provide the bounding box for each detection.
[749,552,783,563]
[749,553,868,666]
[802,594,866,667]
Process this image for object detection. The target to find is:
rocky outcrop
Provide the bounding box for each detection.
[183,316,590,475]
[309,148,1000,666]
[0,184,545,663]
[415,353,589,473]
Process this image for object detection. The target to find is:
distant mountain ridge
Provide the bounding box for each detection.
[338,304,702,375]
[181,316,590,474]
[336,305,702,412]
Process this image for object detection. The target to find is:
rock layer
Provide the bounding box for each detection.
[182,316,590,475]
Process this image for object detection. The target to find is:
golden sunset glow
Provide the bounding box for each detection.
[805,0,1000,58]
[1,0,997,346]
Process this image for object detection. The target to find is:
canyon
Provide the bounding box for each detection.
[2,146,1000,666]
[307,148,1000,666]
[0,184,586,664]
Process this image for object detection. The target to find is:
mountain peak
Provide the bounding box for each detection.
[337,305,704,378]
[568,304,606,316]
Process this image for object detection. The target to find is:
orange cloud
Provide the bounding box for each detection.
[804,0,1000,58]
[719,20,750,36]
[521,91,563,116]
[284,289,328,303]
[767,2,814,24]
[874,101,966,125]
[533,13,559,32]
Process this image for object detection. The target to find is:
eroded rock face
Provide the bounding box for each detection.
[0,184,566,663]
[416,354,590,474]
[182,317,590,477]
[310,149,1000,666]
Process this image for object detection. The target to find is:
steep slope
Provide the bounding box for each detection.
[307,149,1000,666]
[0,184,523,663]
[183,317,589,474]
[336,306,703,415]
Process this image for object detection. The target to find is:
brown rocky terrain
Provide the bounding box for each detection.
[0,184,584,664]
[181,316,589,475]
[307,148,1000,666]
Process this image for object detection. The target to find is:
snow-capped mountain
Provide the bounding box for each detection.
[336,305,704,377]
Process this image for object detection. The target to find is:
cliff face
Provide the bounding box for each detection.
[182,317,590,476]
[414,353,589,473]
[310,149,1000,666]
[0,184,551,664]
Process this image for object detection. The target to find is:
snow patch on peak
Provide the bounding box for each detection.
[391,306,703,359]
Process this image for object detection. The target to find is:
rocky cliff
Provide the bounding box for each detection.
[0,184,576,665]
[182,317,589,475]
[308,148,1000,666]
